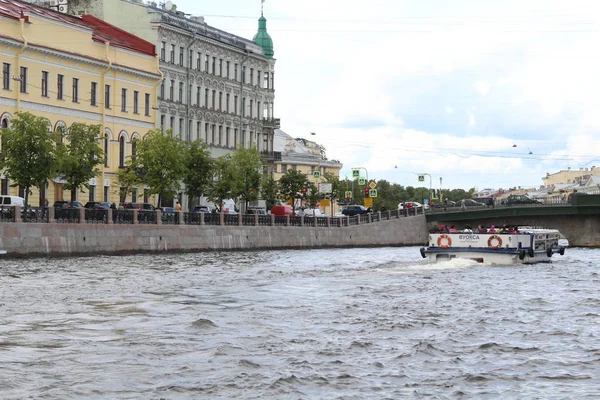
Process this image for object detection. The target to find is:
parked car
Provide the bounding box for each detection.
[84,201,111,210]
[53,200,84,210]
[295,208,324,217]
[0,195,25,207]
[192,205,212,213]
[341,205,371,216]
[460,199,487,207]
[432,200,456,208]
[506,195,541,205]
[124,202,156,211]
[398,201,422,210]
[161,207,177,213]
[246,207,267,215]
[270,205,294,216]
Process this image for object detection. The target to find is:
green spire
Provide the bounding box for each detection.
[253,13,274,59]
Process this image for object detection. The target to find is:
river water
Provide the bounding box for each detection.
[0,247,599,399]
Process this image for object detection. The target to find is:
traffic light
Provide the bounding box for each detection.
[364,187,370,197]
[302,187,307,194]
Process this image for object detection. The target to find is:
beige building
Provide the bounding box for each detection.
[273,129,343,214]
[0,0,162,205]
[542,166,600,187]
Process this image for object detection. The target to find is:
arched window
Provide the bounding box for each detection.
[119,135,125,167]
[104,128,112,167]
[0,119,7,129]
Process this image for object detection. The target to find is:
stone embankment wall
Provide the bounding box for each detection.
[0,216,428,258]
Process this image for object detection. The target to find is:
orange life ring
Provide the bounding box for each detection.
[488,235,502,250]
[437,234,452,248]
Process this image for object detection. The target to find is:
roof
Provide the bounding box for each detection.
[274,129,342,167]
[0,0,155,56]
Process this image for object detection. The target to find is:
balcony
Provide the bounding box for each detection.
[261,151,281,162]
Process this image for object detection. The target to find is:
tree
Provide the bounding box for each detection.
[133,129,187,207]
[278,169,308,213]
[261,174,279,210]
[1,112,57,209]
[206,156,234,209]
[116,163,141,206]
[323,172,343,212]
[182,140,213,208]
[229,146,263,211]
[306,182,322,209]
[56,122,104,201]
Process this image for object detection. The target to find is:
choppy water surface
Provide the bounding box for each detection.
[1,247,599,399]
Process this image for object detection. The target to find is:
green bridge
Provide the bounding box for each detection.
[424,195,600,247]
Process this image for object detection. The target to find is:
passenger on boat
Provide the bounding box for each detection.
[477,225,487,233]
[488,225,497,233]
[449,225,457,232]
[463,224,473,233]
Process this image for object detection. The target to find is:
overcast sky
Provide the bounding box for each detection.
[171,0,600,191]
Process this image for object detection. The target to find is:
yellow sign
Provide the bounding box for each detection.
[363,198,373,207]
[369,181,376,189]
[320,199,331,207]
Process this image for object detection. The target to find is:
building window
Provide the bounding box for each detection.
[205,55,209,72]
[144,93,150,116]
[160,41,166,61]
[57,74,64,100]
[242,98,246,117]
[219,59,222,76]
[212,57,216,75]
[226,61,230,78]
[250,68,254,85]
[170,44,175,63]
[242,66,246,83]
[281,164,287,173]
[104,134,109,167]
[160,81,164,99]
[205,123,209,143]
[72,78,79,102]
[131,188,137,203]
[121,88,127,112]
[88,185,96,202]
[205,88,209,108]
[188,50,192,69]
[264,73,269,89]
[291,164,297,171]
[212,90,216,109]
[179,46,184,66]
[234,95,238,114]
[103,186,109,202]
[226,127,230,147]
[179,118,184,135]
[132,139,137,162]
[211,124,216,144]
[196,52,201,70]
[196,86,201,106]
[218,125,223,146]
[218,91,222,111]
[91,82,97,106]
[2,63,10,90]
[19,66,27,93]
[160,114,165,130]
[271,72,274,90]
[226,93,230,113]
[257,101,261,119]
[250,100,253,118]
[234,63,238,81]
[197,121,201,140]
[105,84,111,108]
[169,80,174,100]
[257,71,261,87]
[170,116,174,130]
[119,135,125,167]
[133,90,139,114]
[178,82,183,102]
[144,189,149,203]
[41,71,49,97]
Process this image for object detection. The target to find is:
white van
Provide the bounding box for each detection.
[0,195,25,207]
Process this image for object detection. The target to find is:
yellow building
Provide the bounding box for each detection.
[0,0,162,206]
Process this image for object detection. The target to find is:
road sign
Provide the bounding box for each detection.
[418,175,425,182]
[369,181,376,189]
[363,198,373,208]
[345,190,352,199]
[318,182,332,194]
[369,189,378,198]
[313,171,321,178]
[358,178,366,185]
[352,169,360,178]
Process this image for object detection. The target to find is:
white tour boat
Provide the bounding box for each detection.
[420,226,567,265]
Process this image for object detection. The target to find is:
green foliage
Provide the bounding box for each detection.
[261,174,279,210]
[133,129,187,206]
[56,122,104,200]
[323,172,343,205]
[306,182,322,209]
[116,164,141,205]
[229,147,263,209]
[278,169,308,212]
[183,140,213,201]
[1,112,58,208]
[206,156,234,207]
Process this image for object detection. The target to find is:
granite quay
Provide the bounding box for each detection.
[0,206,427,257]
